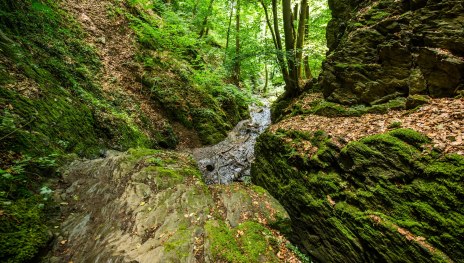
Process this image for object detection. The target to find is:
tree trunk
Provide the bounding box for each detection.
[295,0,307,77]
[264,63,269,94]
[224,1,234,62]
[305,5,310,38]
[199,0,215,38]
[233,0,241,87]
[192,0,200,16]
[282,0,298,95]
[271,0,289,83]
[304,55,312,79]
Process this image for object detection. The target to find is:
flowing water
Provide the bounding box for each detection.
[192,100,271,184]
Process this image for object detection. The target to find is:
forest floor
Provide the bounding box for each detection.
[273,93,464,155]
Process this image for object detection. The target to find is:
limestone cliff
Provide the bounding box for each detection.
[321,0,464,105]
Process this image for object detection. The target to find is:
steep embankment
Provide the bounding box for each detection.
[321,0,463,104]
[0,0,249,261]
[252,0,464,261]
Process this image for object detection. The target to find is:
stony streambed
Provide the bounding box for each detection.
[192,100,271,184]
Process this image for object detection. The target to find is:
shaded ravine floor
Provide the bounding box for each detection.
[192,100,272,184]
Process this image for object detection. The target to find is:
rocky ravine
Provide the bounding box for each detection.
[47,149,300,263]
[321,0,464,105]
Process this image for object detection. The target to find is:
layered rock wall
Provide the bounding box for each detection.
[321,0,464,105]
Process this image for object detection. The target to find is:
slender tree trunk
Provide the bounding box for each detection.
[264,63,269,94]
[282,0,298,95]
[304,55,312,79]
[305,5,310,38]
[192,0,200,16]
[199,0,215,37]
[295,0,307,77]
[224,1,234,62]
[259,0,287,83]
[271,0,289,83]
[293,3,298,40]
[259,0,277,52]
[233,0,241,87]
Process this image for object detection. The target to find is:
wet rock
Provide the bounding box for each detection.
[193,102,271,184]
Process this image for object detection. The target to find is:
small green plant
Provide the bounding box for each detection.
[388,121,402,129]
[286,242,311,263]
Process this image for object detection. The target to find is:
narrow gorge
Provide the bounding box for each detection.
[0,0,462,262]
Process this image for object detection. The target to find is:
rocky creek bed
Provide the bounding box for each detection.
[192,101,272,184]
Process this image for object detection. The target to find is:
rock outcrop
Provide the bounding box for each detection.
[48,149,294,262]
[252,128,464,262]
[321,0,464,105]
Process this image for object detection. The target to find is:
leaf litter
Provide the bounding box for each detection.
[272,94,464,155]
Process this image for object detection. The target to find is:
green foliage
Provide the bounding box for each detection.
[286,243,312,263]
[0,153,59,263]
[306,1,331,76]
[0,197,50,263]
[123,2,251,144]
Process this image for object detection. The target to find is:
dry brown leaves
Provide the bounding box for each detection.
[272,96,464,155]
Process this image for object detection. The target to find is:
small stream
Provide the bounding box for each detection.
[192,100,271,184]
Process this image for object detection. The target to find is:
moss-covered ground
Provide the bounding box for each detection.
[0,0,251,261]
[252,128,463,262]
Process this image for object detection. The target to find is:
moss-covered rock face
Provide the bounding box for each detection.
[45,149,295,262]
[252,128,464,262]
[321,0,464,105]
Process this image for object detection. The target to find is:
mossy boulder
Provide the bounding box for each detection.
[252,128,463,262]
[45,149,294,262]
[321,0,464,104]
[406,94,430,109]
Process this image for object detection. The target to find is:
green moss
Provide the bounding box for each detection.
[206,220,247,263]
[205,220,280,263]
[334,63,366,70]
[236,221,279,263]
[424,154,464,180]
[250,185,268,195]
[0,197,50,263]
[388,121,402,129]
[252,128,464,262]
[163,227,192,259]
[127,148,160,160]
[281,95,409,119]
[311,101,351,117]
[406,95,430,109]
